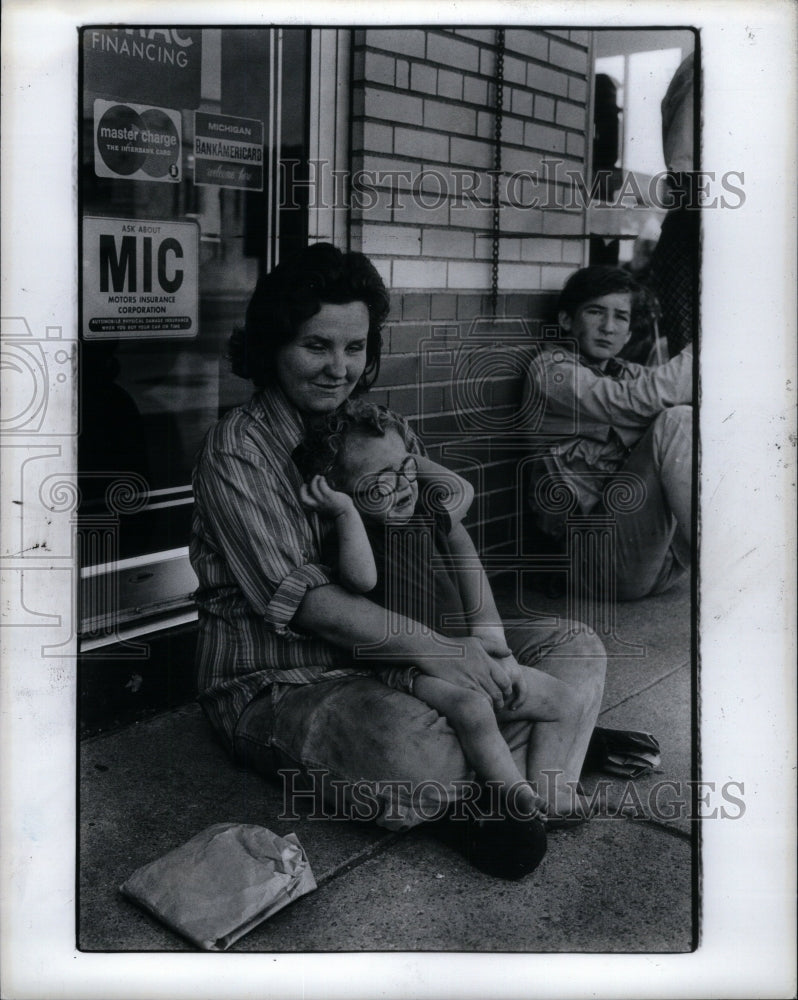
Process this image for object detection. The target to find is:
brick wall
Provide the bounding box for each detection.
[351,27,592,554]
[366,288,560,556]
[350,27,591,294]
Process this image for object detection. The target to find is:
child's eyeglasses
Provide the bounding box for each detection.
[354,455,418,500]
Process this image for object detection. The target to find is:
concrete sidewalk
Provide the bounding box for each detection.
[79,580,695,952]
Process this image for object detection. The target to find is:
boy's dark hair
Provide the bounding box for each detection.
[228,242,390,390]
[295,399,413,490]
[557,265,641,319]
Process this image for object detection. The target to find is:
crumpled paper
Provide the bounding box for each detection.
[119,822,317,951]
[585,727,662,779]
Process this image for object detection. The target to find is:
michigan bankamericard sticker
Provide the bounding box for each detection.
[193,111,265,191]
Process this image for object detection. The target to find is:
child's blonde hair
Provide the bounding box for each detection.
[295,399,414,490]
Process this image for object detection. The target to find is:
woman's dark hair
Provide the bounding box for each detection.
[228,242,390,390]
[557,265,641,319]
[294,399,413,490]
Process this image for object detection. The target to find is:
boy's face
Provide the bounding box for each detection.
[339,429,419,524]
[559,291,632,368]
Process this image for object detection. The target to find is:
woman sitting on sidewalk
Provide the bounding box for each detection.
[190,243,607,879]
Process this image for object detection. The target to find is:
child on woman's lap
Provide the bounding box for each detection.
[297,400,588,823]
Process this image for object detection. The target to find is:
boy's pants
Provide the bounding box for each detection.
[599,404,692,600]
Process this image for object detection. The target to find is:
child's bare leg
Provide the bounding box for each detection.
[496,665,597,820]
[413,675,544,818]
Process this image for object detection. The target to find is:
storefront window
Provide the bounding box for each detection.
[79,27,309,638]
[588,30,694,266]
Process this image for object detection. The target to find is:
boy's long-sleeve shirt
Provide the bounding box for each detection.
[521,343,693,530]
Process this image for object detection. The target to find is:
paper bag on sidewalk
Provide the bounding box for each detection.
[120,822,316,951]
[585,727,661,778]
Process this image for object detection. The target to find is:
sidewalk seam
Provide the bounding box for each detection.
[638,816,694,842]
[315,833,402,887]
[599,659,690,715]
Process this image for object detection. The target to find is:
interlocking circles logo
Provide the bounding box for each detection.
[94,100,182,183]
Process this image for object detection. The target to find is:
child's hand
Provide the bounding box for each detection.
[300,475,356,520]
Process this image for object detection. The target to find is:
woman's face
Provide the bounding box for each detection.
[275,301,370,414]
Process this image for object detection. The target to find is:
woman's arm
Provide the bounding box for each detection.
[293,583,514,708]
[446,521,510,655]
[446,521,529,709]
[299,476,377,593]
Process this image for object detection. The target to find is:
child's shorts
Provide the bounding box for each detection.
[375,665,422,696]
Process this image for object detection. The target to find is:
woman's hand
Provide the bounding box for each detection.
[295,589,514,707]
[300,474,356,521]
[416,635,516,710]
[471,626,528,710]
[494,652,528,711]
[470,624,511,659]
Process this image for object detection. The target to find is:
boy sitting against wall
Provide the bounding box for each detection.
[522,265,693,600]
